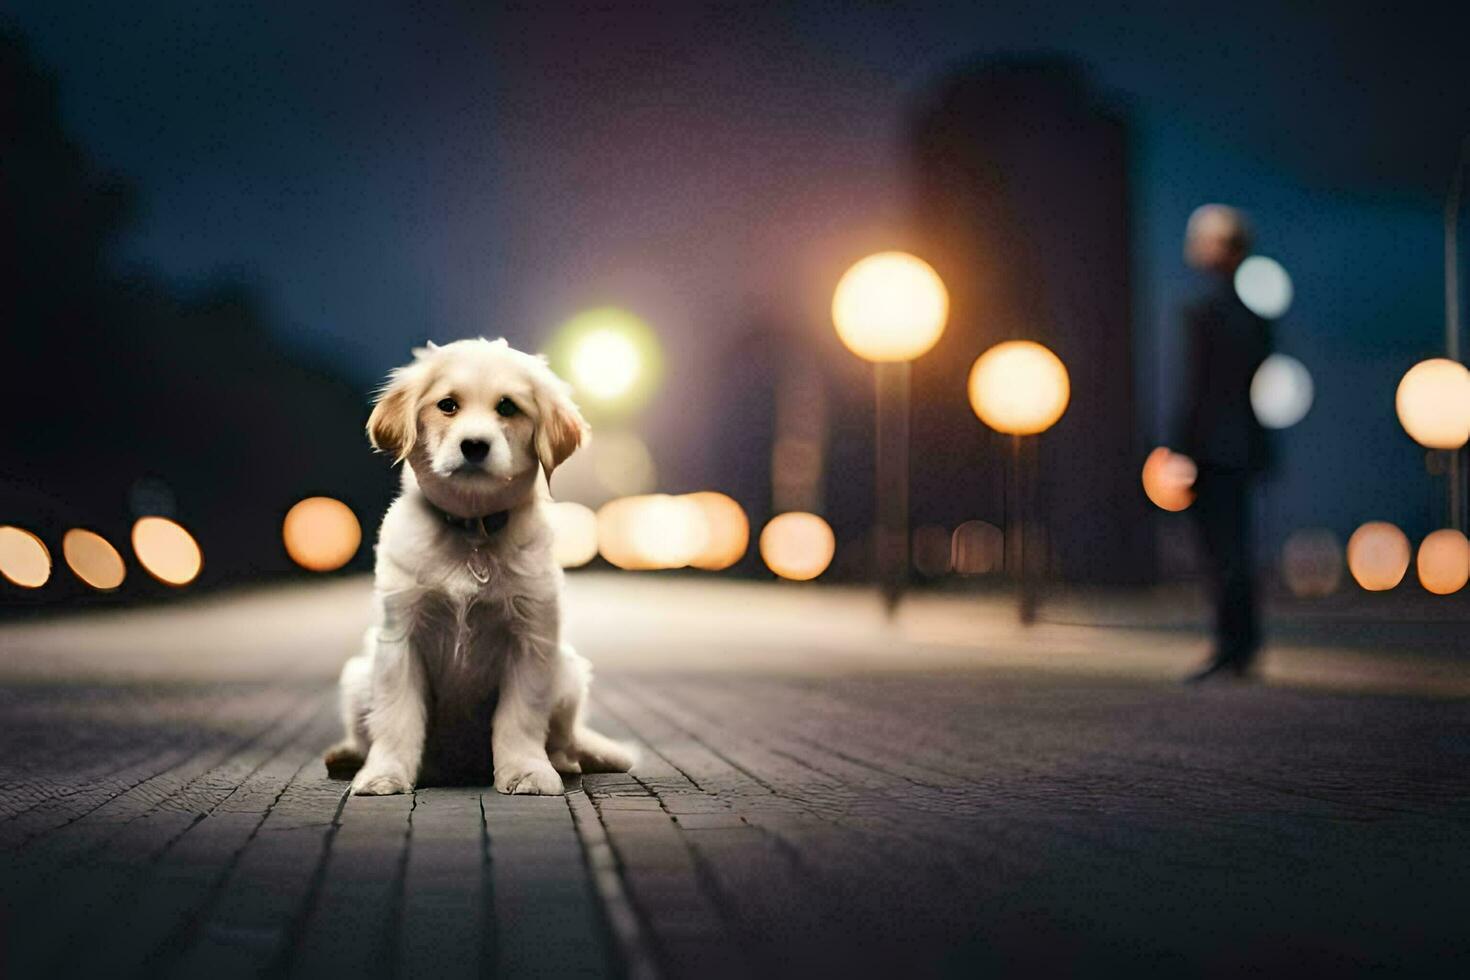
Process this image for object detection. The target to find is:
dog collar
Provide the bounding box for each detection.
[427,502,510,538]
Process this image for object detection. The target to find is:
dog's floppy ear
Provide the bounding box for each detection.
[532,370,589,479]
[366,363,425,464]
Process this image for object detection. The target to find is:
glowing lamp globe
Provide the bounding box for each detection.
[1395,358,1470,449]
[1346,521,1410,592]
[831,252,949,362]
[62,529,126,590]
[759,512,836,581]
[283,497,362,572]
[967,341,1071,436]
[1416,528,1469,596]
[1141,447,1197,512]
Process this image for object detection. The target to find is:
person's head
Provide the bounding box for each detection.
[1184,204,1252,275]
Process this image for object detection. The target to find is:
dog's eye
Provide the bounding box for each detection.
[437,397,458,415]
[496,397,520,418]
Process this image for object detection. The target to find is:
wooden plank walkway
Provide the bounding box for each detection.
[2,669,1469,978]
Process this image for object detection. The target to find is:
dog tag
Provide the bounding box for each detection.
[467,548,491,584]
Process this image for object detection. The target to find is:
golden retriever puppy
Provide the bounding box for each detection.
[326,338,636,795]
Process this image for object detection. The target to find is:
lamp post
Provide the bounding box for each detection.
[967,340,1070,622]
[832,251,949,611]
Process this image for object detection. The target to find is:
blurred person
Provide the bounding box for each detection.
[1174,205,1273,682]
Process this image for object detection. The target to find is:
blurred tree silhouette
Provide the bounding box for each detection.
[1,30,393,604]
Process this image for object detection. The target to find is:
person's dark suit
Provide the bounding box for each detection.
[1174,277,1273,667]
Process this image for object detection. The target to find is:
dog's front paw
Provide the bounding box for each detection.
[495,759,564,796]
[352,763,413,796]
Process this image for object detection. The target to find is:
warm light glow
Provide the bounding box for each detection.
[1416,528,1469,596]
[759,512,836,581]
[831,252,949,362]
[62,529,126,590]
[572,329,640,400]
[951,520,1004,575]
[0,525,51,588]
[686,492,749,571]
[132,517,202,586]
[1346,521,1410,592]
[550,307,663,412]
[1141,447,1197,512]
[597,495,708,571]
[547,501,599,569]
[282,497,361,572]
[967,341,1070,435]
[1250,354,1314,429]
[1395,358,1470,450]
[1234,255,1293,319]
[1281,528,1343,598]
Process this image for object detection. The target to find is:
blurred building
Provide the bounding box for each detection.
[908,57,1153,585]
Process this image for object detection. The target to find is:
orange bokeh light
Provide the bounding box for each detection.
[1141,447,1197,512]
[62,528,126,590]
[282,497,362,572]
[759,512,836,582]
[132,516,202,586]
[1346,521,1410,592]
[1416,528,1469,596]
[686,492,749,571]
[0,525,51,588]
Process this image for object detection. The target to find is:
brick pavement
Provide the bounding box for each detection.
[1,667,1467,978]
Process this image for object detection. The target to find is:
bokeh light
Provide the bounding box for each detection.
[1234,255,1293,319]
[951,520,1004,575]
[597,495,709,571]
[1395,358,1470,450]
[1346,521,1410,592]
[912,524,952,577]
[0,525,51,588]
[62,528,126,590]
[1416,528,1469,596]
[549,307,663,413]
[831,252,949,362]
[686,492,749,571]
[1280,528,1343,598]
[282,497,362,572]
[967,340,1070,435]
[759,512,836,581]
[132,516,202,586]
[546,501,599,569]
[1250,354,1314,429]
[1141,447,1197,512]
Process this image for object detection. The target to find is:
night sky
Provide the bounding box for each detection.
[9,1,1470,544]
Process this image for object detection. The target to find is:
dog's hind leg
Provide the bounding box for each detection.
[546,645,638,775]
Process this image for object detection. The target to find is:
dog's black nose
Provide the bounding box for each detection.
[460,439,490,464]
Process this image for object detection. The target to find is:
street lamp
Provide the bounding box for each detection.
[1396,357,1470,533]
[832,251,949,610]
[967,340,1070,622]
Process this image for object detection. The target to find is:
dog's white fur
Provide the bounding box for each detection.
[326,337,636,796]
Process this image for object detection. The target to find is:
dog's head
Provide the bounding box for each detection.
[367,338,588,518]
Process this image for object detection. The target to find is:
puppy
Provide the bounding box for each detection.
[325,338,636,795]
